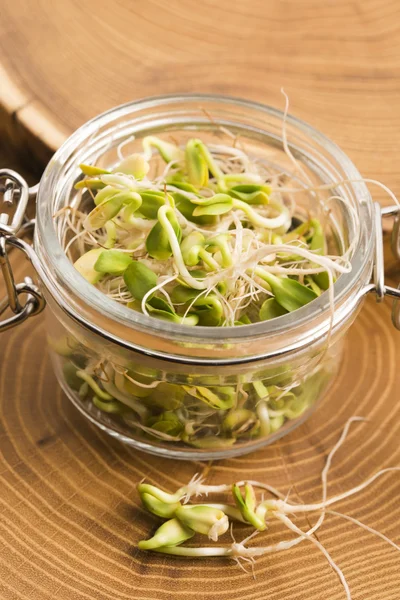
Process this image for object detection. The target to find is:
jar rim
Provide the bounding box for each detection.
[35,93,374,359]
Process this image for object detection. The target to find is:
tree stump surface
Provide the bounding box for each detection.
[1,1,400,598]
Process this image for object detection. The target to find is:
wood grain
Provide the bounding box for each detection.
[1,1,400,598]
[0,0,400,208]
[0,243,399,599]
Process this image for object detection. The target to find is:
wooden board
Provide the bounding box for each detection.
[1,1,400,598]
[0,248,400,600]
[0,0,399,209]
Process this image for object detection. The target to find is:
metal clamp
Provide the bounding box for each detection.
[0,170,45,333]
[373,202,400,330]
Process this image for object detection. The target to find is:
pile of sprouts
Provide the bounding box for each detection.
[56,119,356,328]
[137,418,400,599]
[53,98,398,450]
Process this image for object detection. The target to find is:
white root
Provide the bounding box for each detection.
[148,418,400,600]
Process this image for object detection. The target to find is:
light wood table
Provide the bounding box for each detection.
[1,2,400,598]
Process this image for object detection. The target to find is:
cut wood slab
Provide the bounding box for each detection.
[0,0,400,210]
[0,237,399,600]
[1,2,400,598]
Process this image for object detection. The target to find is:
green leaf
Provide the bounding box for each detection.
[205,234,233,267]
[147,296,175,314]
[148,382,186,410]
[92,396,126,414]
[175,505,229,540]
[84,190,142,231]
[180,232,206,266]
[147,411,184,437]
[62,362,82,391]
[191,193,233,217]
[113,153,149,179]
[93,185,119,206]
[170,286,223,326]
[167,180,199,194]
[140,493,181,519]
[79,164,110,176]
[259,297,288,321]
[170,285,199,303]
[238,314,252,325]
[94,250,133,274]
[147,304,199,326]
[256,270,318,312]
[309,218,330,290]
[188,436,236,449]
[192,202,232,217]
[173,193,216,225]
[190,193,232,206]
[282,219,310,242]
[139,191,171,219]
[73,248,104,284]
[185,139,209,187]
[146,206,182,260]
[138,518,194,550]
[229,184,271,205]
[183,385,235,409]
[74,178,106,190]
[223,409,258,437]
[232,483,266,530]
[143,136,185,164]
[123,261,157,300]
[305,275,322,297]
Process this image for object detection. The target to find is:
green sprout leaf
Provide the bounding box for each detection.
[147,411,184,437]
[137,482,181,504]
[147,296,175,314]
[185,139,209,187]
[223,409,259,437]
[79,164,110,176]
[146,304,199,326]
[309,218,330,290]
[74,178,106,190]
[73,248,104,284]
[146,206,182,260]
[113,154,150,179]
[229,184,271,205]
[139,191,173,219]
[94,250,133,274]
[175,505,229,541]
[259,297,288,321]
[147,382,185,410]
[205,234,233,267]
[180,232,206,266]
[143,136,185,164]
[188,436,236,449]
[84,190,142,231]
[255,269,318,312]
[170,286,223,326]
[92,396,127,414]
[232,483,266,531]
[183,385,235,410]
[123,261,157,300]
[173,192,216,225]
[138,518,195,550]
[140,492,181,519]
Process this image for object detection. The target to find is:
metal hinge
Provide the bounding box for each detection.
[0,170,45,333]
[371,202,400,329]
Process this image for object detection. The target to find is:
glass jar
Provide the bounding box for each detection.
[1,95,399,459]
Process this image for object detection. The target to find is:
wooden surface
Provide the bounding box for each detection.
[1,255,400,600]
[0,0,399,209]
[1,1,400,598]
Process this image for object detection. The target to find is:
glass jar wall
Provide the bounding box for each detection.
[34,95,374,458]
